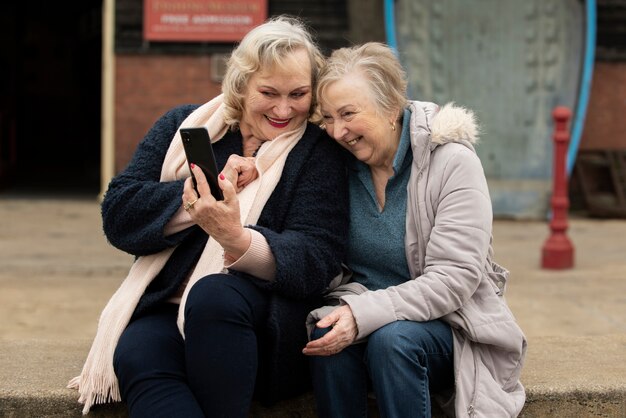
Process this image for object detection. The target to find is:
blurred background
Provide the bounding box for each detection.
[0,0,624,218]
[0,2,624,416]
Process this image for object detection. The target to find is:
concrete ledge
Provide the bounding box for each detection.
[519,334,626,417]
[1,335,625,417]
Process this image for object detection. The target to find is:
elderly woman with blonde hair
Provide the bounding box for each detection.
[68,16,348,417]
[303,42,527,418]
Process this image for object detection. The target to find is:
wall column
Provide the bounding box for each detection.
[100,0,115,200]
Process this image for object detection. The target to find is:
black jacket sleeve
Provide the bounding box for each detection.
[250,130,349,299]
[101,105,198,256]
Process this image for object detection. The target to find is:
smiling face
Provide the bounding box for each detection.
[320,73,400,169]
[240,48,312,141]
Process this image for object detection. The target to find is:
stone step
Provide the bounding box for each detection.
[1,335,624,417]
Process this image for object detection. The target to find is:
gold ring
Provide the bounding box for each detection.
[184,198,198,211]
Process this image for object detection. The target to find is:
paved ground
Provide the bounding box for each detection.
[0,197,625,413]
[0,197,132,341]
[1,197,624,341]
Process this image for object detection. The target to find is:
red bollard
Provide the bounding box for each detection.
[541,107,574,269]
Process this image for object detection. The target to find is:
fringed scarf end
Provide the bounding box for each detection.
[68,372,121,415]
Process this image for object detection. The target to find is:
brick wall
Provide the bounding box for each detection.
[114,54,222,172]
[579,62,626,150]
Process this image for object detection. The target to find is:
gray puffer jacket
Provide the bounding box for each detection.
[340,101,527,417]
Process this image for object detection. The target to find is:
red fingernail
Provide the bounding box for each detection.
[190,163,195,169]
[219,174,225,180]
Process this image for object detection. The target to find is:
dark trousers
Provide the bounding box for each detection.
[113,274,270,418]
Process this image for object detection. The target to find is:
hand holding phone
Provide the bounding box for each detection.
[180,127,224,200]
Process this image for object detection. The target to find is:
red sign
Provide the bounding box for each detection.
[144,0,267,42]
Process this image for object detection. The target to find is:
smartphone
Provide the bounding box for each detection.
[179,127,224,201]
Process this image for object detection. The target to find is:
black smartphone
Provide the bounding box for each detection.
[179,127,224,201]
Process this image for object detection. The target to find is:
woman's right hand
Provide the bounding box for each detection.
[302,305,358,356]
[220,154,259,192]
[183,164,251,259]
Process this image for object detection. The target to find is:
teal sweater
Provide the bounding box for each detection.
[347,109,412,290]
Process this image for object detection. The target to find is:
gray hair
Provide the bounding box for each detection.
[317,42,408,120]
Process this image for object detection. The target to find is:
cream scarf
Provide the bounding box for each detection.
[68,94,305,414]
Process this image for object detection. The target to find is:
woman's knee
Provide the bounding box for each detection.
[114,309,184,389]
[366,321,452,366]
[113,332,140,380]
[367,322,425,361]
[114,329,178,394]
[185,274,265,329]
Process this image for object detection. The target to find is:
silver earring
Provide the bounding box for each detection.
[390,121,396,131]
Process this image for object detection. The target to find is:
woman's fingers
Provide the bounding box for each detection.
[236,157,259,189]
[218,172,237,203]
[220,156,240,188]
[182,176,199,210]
[303,328,340,356]
[221,154,259,192]
[315,308,341,329]
[190,164,214,201]
[302,306,358,356]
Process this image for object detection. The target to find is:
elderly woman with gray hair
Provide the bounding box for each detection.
[68,16,348,417]
[302,42,527,418]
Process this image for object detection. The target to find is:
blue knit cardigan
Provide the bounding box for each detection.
[100,104,349,404]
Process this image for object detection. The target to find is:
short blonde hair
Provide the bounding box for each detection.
[222,15,325,128]
[317,42,408,119]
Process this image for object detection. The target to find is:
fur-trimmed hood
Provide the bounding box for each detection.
[407,100,479,155]
[407,100,480,170]
[430,102,479,145]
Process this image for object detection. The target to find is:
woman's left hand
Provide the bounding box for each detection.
[183,164,251,258]
[220,154,258,192]
[302,305,358,356]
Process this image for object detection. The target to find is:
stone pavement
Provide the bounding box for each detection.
[0,197,625,417]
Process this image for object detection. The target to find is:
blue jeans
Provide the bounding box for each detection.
[309,320,454,418]
[113,274,269,418]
